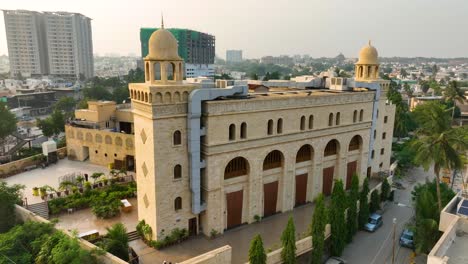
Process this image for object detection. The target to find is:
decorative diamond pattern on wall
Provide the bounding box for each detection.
[142,162,148,177]
[140,129,147,144]
[143,193,149,208]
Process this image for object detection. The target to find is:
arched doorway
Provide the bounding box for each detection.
[323,139,340,196]
[295,145,313,206]
[224,157,249,229]
[262,150,283,217]
[346,135,362,189]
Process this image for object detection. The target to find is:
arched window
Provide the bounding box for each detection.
[324,139,339,157]
[300,116,306,131]
[336,112,340,125]
[376,110,379,119]
[277,118,283,134]
[154,62,161,80]
[367,66,372,78]
[174,197,182,210]
[144,93,148,102]
[353,110,357,123]
[173,130,181,145]
[267,120,274,135]
[167,62,176,80]
[328,113,334,126]
[174,164,182,179]
[359,109,364,122]
[229,124,236,141]
[224,157,248,179]
[296,145,312,163]
[263,150,283,170]
[240,122,247,139]
[382,132,386,139]
[308,115,314,129]
[348,135,362,151]
[145,63,149,82]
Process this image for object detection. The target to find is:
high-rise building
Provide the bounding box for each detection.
[43,12,94,80]
[140,27,215,78]
[226,50,242,63]
[3,10,49,77]
[3,10,94,80]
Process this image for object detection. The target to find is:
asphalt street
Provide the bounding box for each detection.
[340,167,432,264]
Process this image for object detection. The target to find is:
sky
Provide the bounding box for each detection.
[1,0,468,59]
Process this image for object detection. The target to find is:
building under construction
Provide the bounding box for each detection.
[140,28,215,77]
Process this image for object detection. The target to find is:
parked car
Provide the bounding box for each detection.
[364,213,383,232]
[325,256,347,264]
[399,229,414,249]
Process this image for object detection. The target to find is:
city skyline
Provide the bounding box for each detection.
[1,0,468,59]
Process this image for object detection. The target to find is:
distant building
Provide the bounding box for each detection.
[226,50,242,63]
[3,10,94,80]
[260,55,293,65]
[409,96,443,111]
[3,10,49,77]
[43,12,94,80]
[140,27,215,77]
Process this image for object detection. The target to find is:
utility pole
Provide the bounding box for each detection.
[392,218,397,264]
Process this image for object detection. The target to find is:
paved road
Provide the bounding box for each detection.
[337,167,431,264]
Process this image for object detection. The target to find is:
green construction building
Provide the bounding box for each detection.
[140,28,215,65]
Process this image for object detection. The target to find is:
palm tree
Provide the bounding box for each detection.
[444,81,465,105]
[412,102,468,211]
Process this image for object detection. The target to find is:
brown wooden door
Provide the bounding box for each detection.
[295,174,308,207]
[346,161,357,190]
[263,181,278,217]
[322,166,334,196]
[226,190,243,229]
[188,217,197,236]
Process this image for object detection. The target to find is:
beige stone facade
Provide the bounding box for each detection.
[66,101,135,170]
[127,26,396,241]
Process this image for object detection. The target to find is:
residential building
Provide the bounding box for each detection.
[428,192,468,264]
[140,27,215,77]
[128,29,395,240]
[226,50,242,63]
[3,10,49,77]
[260,55,294,65]
[3,10,94,80]
[43,12,94,80]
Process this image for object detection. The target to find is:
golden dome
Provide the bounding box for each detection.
[146,28,182,61]
[356,40,378,65]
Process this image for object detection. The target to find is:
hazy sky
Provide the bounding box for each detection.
[1,0,467,58]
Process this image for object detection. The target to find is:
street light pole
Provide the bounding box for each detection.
[392,218,397,264]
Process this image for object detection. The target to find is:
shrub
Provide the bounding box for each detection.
[358,178,370,229]
[249,234,266,264]
[280,216,296,264]
[381,178,391,201]
[150,228,189,249]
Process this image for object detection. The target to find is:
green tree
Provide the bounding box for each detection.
[411,102,468,211]
[346,174,359,243]
[0,102,17,141]
[380,178,390,201]
[99,223,129,261]
[310,194,327,264]
[329,179,346,256]
[263,72,272,81]
[249,234,266,264]
[358,178,370,229]
[112,86,130,104]
[444,81,466,105]
[0,182,25,233]
[369,190,380,213]
[280,216,296,264]
[82,85,113,101]
[54,97,76,113]
[37,109,65,138]
[250,73,258,80]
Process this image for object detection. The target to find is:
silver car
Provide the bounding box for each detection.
[325,256,347,264]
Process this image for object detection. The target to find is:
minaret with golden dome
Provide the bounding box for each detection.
[355,41,380,81]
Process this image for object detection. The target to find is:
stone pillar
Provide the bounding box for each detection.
[248,158,262,223]
[282,153,296,212]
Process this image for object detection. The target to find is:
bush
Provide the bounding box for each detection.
[150,228,189,249]
[381,178,391,201]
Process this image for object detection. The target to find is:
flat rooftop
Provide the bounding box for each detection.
[445,233,468,264]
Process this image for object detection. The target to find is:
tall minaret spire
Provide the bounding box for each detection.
[161,13,164,29]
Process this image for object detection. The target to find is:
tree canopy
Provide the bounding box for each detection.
[37,109,66,138]
[281,216,296,264]
[311,194,327,264]
[248,234,266,264]
[329,179,346,256]
[0,182,24,233]
[0,102,17,141]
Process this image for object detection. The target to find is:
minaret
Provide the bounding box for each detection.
[129,22,199,240]
[355,40,380,81]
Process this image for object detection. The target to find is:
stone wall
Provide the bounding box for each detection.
[0,147,67,178]
[178,246,232,264]
[15,205,128,264]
